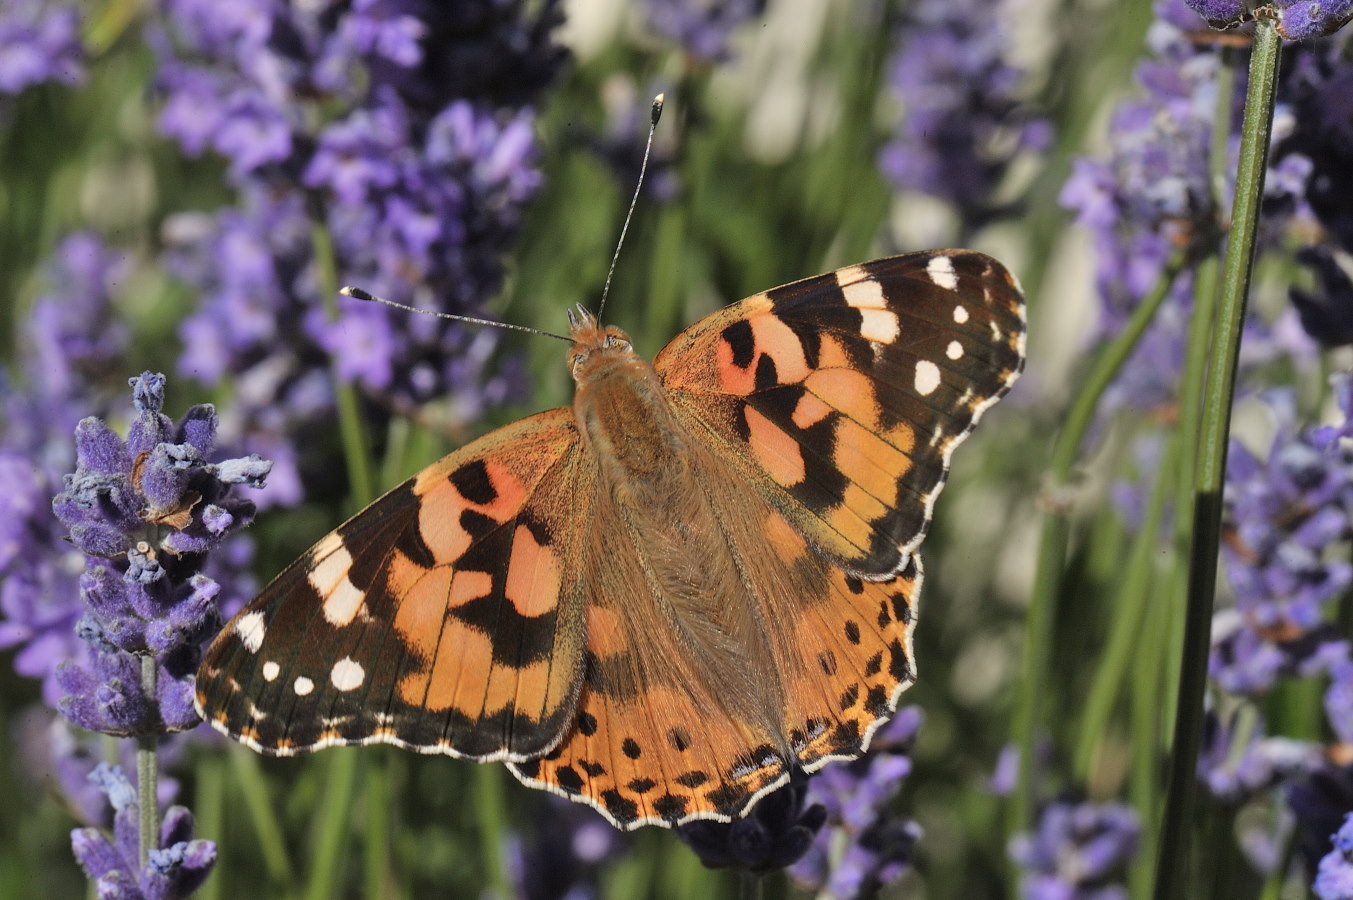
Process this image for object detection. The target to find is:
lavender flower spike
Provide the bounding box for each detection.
[51,372,271,736]
[1315,813,1353,899]
[71,763,216,900]
[1009,800,1141,900]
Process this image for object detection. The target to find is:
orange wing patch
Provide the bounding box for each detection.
[195,408,590,762]
[657,250,1024,577]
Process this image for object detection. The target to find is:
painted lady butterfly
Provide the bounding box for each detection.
[195,250,1025,830]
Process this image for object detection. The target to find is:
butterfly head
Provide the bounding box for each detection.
[567,304,638,382]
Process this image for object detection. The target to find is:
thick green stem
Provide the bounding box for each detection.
[138,655,159,869]
[1152,18,1282,899]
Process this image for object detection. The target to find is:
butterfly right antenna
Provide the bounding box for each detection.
[595,93,664,325]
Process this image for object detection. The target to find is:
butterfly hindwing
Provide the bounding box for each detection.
[655,250,1025,577]
[195,408,589,761]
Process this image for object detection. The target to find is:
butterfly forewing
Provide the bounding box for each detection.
[195,409,590,761]
[654,249,1025,577]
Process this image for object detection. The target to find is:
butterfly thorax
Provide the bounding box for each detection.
[569,317,689,487]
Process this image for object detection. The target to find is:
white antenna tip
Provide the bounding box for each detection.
[651,94,664,125]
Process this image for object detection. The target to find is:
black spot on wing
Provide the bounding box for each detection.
[554,766,583,794]
[448,593,557,667]
[653,793,688,821]
[450,459,497,505]
[675,770,709,788]
[753,353,779,392]
[601,789,639,825]
[721,319,756,369]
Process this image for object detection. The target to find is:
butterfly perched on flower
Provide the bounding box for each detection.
[195,249,1025,830]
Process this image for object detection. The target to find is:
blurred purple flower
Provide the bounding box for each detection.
[1057,0,1350,426]
[879,0,1048,234]
[0,233,136,704]
[1289,760,1353,882]
[71,763,215,900]
[1009,800,1140,900]
[1215,374,1353,695]
[789,708,923,898]
[506,796,629,900]
[51,373,270,736]
[1315,812,1353,899]
[154,2,559,507]
[1197,703,1319,802]
[1271,31,1353,344]
[0,0,83,95]
[641,0,767,62]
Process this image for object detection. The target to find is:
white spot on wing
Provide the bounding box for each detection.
[262,661,280,682]
[309,535,366,627]
[235,612,266,654]
[914,360,942,396]
[927,255,959,290]
[840,275,886,309]
[953,304,970,324]
[859,308,900,344]
[331,657,365,692]
[946,340,963,360]
[294,676,315,696]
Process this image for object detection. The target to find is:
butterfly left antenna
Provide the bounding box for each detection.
[595,93,665,324]
[337,287,572,343]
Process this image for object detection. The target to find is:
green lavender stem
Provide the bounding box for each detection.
[138,654,159,869]
[1152,17,1282,899]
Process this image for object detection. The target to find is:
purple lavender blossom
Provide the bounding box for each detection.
[1315,813,1353,899]
[789,708,923,897]
[13,707,187,829]
[1009,801,1140,900]
[1196,703,1319,802]
[1214,374,1353,696]
[153,2,559,507]
[1058,1,1217,359]
[641,0,767,62]
[1275,0,1353,40]
[1183,0,1248,29]
[0,233,135,704]
[1185,0,1353,38]
[0,0,84,95]
[878,0,1049,236]
[1060,0,1353,431]
[51,373,270,736]
[71,763,216,900]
